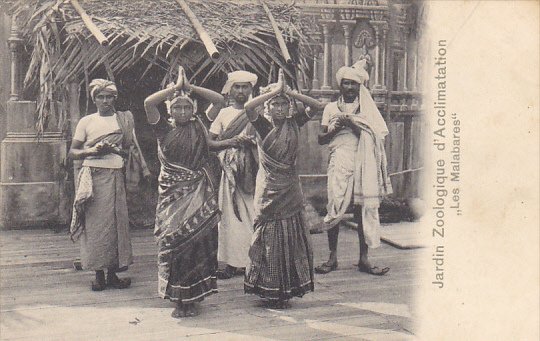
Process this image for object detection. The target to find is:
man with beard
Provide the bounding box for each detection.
[207,71,259,279]
[316,61,392,276]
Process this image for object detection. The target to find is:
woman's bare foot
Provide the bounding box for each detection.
[171,302,186,318]
[265,299,289,309]
[183,303,199,317]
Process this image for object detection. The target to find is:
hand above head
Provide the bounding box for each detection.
[180,67,191,91]
[175,66,184,91]
[277,68,286,93]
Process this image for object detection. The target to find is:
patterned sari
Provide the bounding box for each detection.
[154,119,220,303]
[245,118,314,300]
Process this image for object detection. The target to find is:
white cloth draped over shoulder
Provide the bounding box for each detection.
[323,84,392,248]
[210,107,257,268]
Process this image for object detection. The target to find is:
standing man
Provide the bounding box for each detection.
[69,79,134,290]
[316,61,392,276]
[207,71,259,279]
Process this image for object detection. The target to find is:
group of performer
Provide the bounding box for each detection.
[68,60,392,318]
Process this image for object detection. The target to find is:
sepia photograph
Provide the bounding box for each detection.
[0,0,537,340]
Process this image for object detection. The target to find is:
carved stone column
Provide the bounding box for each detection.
[342,23,353,66]
[312,51,321,89]
[1,16,70,229]
[402,28,409,91]
[380,26,388,89]
[321,23,332,90]
[372,23,388,90]
[373,25,381,88]
[7,17,23,101]
[413,43,418,91]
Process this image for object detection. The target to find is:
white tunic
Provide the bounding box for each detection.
[210,107,256,268]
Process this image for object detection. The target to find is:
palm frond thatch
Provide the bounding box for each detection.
[1,0,318,133]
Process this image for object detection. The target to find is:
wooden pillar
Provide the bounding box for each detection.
[321,23,332,90]
[7,17,22,101]
[68,82,82,186]
[343,24,353,67]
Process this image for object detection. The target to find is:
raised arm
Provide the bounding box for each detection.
[285,89,326,114]
[144,78,181,125]
[182,67,225,110]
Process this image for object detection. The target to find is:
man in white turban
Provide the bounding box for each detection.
[69,79,134,290]
[315,61,392,276]
[207,70,259,279]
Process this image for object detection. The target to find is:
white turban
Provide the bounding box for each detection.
[336,60,370,85]
[89,79,117,100]
[221,70,258,94]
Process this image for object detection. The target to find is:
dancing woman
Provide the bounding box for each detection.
[243,69,325,308]
[144,67,224,318]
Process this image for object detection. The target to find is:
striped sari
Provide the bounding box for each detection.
[154,119,220,303]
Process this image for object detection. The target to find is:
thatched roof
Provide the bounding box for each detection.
[2,0,316,132]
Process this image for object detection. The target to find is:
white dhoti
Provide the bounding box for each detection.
[323,99,391,249]
[217,173,255,268]
[323,136,380,248]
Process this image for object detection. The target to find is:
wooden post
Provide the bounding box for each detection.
[67,82,82,188]
[260,0,293,64]
[70,0,109,46]
[175,0,220,60]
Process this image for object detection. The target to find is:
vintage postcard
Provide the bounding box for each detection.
[0,1,538,340]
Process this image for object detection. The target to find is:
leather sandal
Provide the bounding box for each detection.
[358,265,390,276]
[107,275,131,289]
[314,261,338,274]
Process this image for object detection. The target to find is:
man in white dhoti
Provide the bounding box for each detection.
[315,61,392,276]
[208,71,259,279]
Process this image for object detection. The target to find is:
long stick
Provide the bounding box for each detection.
[259,0,293,64]
[70,0,109,46]
[175,0,220,60]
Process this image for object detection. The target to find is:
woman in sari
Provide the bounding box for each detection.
[243,69,325,308]
[144,67,224,318]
